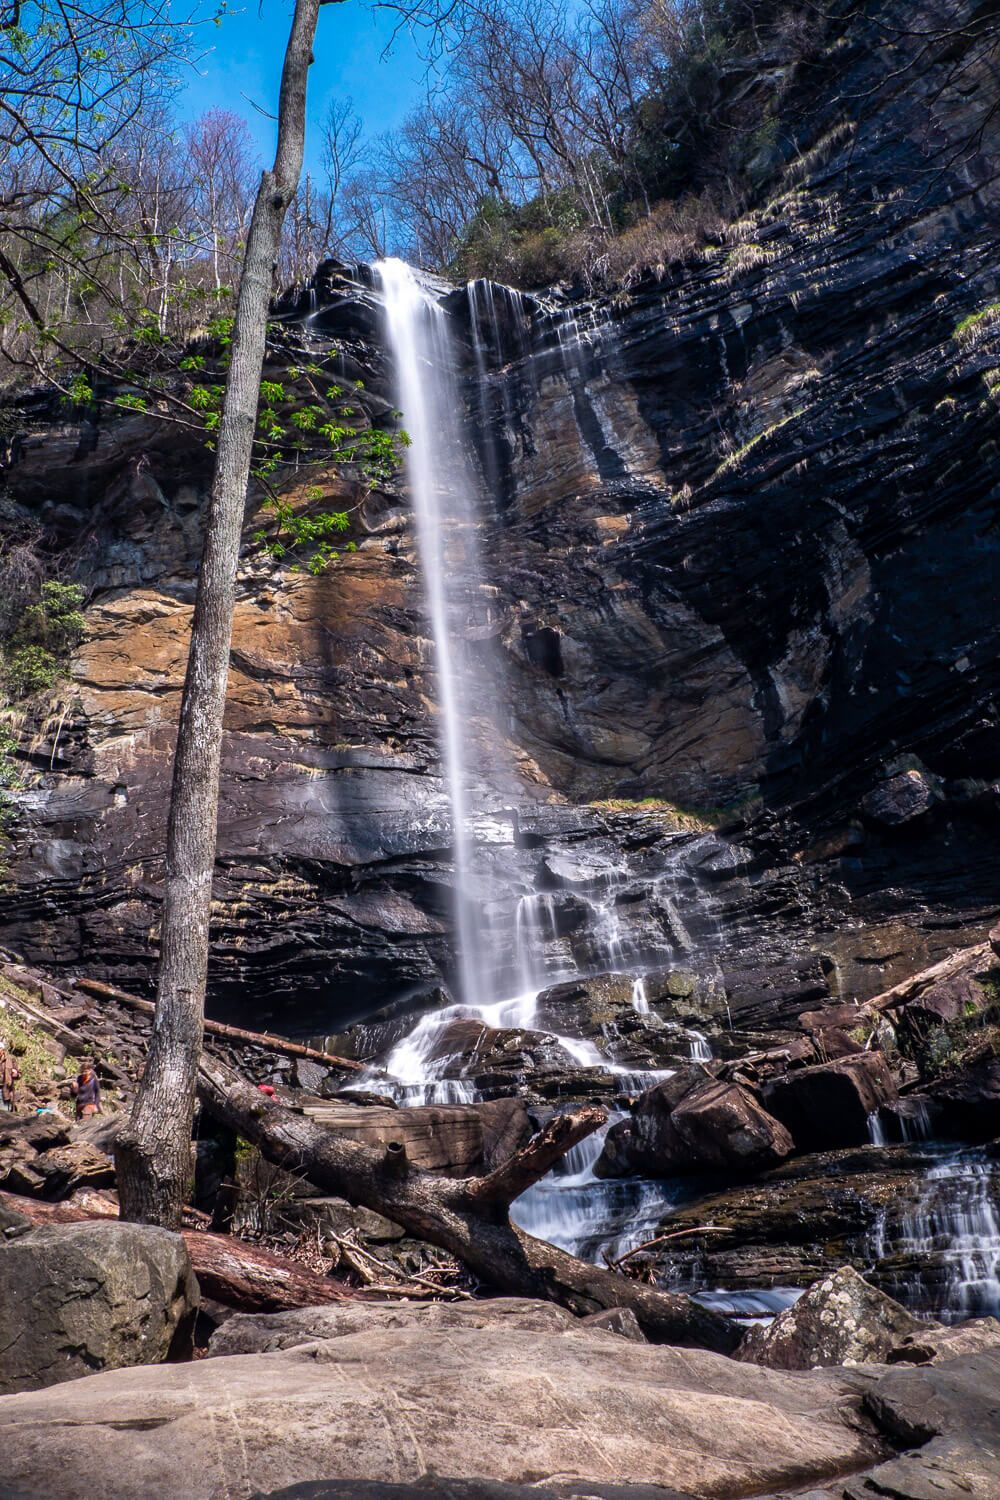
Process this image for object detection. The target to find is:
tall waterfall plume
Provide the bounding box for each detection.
[373,258,492,1010]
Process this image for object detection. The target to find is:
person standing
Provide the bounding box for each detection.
[0,1041,20,1113]
[71,1062,102,1119]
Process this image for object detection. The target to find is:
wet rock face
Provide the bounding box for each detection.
[762,1053,898,1150]
[1,0,999,1026]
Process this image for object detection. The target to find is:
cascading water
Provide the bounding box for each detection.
[374,259,489,1014]
[872,1147,1000,1320]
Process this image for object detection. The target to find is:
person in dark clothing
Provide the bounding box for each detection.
[0,1041,19,1112]
[71,1063,102,1119]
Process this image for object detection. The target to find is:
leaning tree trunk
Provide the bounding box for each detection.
[116,0,326,1228]
[197,1055,740,1353]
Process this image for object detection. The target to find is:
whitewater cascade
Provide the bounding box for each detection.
[374,259,490,1012]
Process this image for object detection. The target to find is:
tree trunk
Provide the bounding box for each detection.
[197,1055,740,1353]
[2,1191,351,1314]
[116,0,324,1229]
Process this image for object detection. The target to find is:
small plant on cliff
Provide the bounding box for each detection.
[1,580,85,701]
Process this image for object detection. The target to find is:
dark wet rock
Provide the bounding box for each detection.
[861,769,940,828]
[923,1054,1000,1141]
[534,974,639,1035]
[0,1220,198,1393]
[737,1267,930,1371]
[763,1053,898,1150]
[648,1144,936,1298]
[596,1067,793,1178]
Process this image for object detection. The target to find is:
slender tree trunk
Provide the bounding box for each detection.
[116,0,325,1228]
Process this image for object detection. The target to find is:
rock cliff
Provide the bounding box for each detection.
[1,0,998,1034]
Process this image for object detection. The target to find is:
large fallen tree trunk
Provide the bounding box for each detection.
[1,1190,350,1314]
[197,1054,740,1353]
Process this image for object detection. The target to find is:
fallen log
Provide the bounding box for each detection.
[860,942,993,1017]
[0,1190,350,1314]
[73,977,364,1072]
[196,1054,740,1353]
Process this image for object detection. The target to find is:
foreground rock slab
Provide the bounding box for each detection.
[762,1349,1000,1500]
[0,1321,884,1498]
[252,1482,693,1500]
[0,1220,198,1394]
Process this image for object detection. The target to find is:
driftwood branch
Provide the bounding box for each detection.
[196,1053,739,1352]
[607,1225,733,1270]
[73,977,364,1072]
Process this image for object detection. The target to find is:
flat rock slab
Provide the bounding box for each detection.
[758,1348,1000,1499]
[253,1483,693,1499]
[0,1324,884,1499]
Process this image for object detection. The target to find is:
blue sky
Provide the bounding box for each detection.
[177,2,430,171]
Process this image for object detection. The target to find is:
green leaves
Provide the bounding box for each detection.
[2,580,86,702]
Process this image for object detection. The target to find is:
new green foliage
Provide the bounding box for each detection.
[2,580,85,699]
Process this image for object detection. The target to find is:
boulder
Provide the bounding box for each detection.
[903,968,990,1027]
[533,974,638,1037]
[0,1220,198,1393]
[763,1053,898,1150]
[0,1318,887,1499]
[32,1140,117,1196]
[596,1067,793,1177]
[0,1111,72,1152]
[861,768,938,826]
[737,1267,930,1370]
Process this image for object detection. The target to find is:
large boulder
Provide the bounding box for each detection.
[737,1266,930,1370]
[0,1220,198,1393]
[861,768,939,827]
[595,1067,793,1177]
[0,1317,887,1498]
[763,1052,898,1150]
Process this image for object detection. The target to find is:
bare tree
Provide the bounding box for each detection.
[116,0,335,1228]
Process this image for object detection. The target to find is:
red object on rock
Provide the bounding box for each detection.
[256,1084,276,1097]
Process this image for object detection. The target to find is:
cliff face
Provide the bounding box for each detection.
[2,0,999,1033]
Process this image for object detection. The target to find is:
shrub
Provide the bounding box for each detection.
[1,577,85,701]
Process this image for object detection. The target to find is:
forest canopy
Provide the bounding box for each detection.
[0,0,823,390]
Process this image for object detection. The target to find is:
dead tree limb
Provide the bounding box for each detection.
[1,1190,349,1314]
[196,1053,740,1353]
[73,977,364,1072]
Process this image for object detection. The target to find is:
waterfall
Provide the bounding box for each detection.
[871,1147,1000,1320]
[374,259,488,1011]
